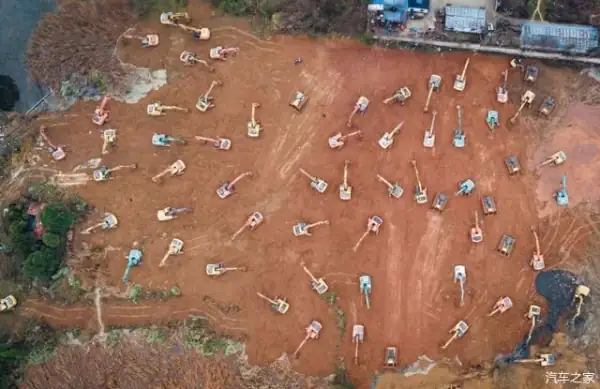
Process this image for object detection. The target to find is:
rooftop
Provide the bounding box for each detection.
[444,5,486,34]
[520,22,599,54]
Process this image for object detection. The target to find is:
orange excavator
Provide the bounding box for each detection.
[92,95,110,126]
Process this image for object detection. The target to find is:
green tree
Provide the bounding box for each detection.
[8,222,36,258]
[40,203,74,235]
[23,248,62,280]
[42,232,62,248]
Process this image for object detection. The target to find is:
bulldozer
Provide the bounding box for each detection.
[122,246,142,284]
[537,151,566,169]
[231,212,264,241]
[93,164,137,182]
[353,216,383,252]
[81,213,118,234]
[423,111,436,148]
[454,265,467,307]
[531,227,545,270]
[352,324,365,365]
[0,295,17,312]
[158,238,184,267]
[299,168,328,193]
[453,58,470,91]
[293,320,322,359]
[455,179,475,196]
[301,262,329,294]
[293,220,329,237]
[290,91,307,111]
[257,292,289,314]
[504,156,521,176]
[347,96,369,127]
[509,90,536,124]
[206,263,248,276]
[101,129,117,155]
[383,87,411,105]
[156,207,192,221]
[359,275,372,309]
[431,193,449,213]
[147,102,188,117]
[411,160,428,204]
[152,133,186,147]
[339,160,352,200]
[452,105,465,148]
[378,122,404,149]
[247,103,262,138]
[377,174,404,198]
[196,81,223,112]
[470,211,482,243]
[39,126,66,161]
[92,95,110,126]
[538,97,556,117]
[329,130,362,149]
[554,175,569,206]
[216,171,252,199]
[122,28,159,48]
[497,70,508,103]
[524,65,539,83]
[481,195,497,215]
[515,354,557,367]
[424,74,441,112]
[487,296,513,317]
[497,234,516,257]
[442,320,469,349]
[195,135,231,150]
[179,51,214,70]
[152,160,186,183]
[160,12,191,25]
[486,110,499,133]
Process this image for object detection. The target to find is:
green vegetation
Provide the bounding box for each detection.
[360,32,375,46]
[330,362,356,389]
[133,0,188,18]
[321,291,338,305]
[128,284,182,304]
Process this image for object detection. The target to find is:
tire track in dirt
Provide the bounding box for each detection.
[384,222,403,339]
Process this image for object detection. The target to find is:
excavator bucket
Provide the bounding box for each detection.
[481,195,497,215]
[504,156,521,175]
[359,275,372,309]
[432,193,448,212]
[290,91,307,111]
[497,235,516,257]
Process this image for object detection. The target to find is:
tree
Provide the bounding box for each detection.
[40,203,74,235]
[23,248,61,280]
[42,232,62,248]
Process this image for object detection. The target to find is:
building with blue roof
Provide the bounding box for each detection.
[444,5,486,34]
[370,0,410,24]
[520,22,599,54]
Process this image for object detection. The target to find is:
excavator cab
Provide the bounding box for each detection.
[290,91,307,111]
[497,234,515,257]
[384,347,397,368]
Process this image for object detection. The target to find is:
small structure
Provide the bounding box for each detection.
[408,0,429,18]
[444,6,486,34]
[520,22,599,54]
[369,0,410,26]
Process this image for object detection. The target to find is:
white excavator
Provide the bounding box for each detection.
[152,160,186,183]
[346,96,369,127]
[179,51,214,71]
[122,28,159,48]
[247,103,262,138]
[196,81,223,112]
[209,46,240,60]
[147,102,188,117]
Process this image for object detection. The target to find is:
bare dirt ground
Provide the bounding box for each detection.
[16,2,600,388]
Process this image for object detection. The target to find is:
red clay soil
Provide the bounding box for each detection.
[21,3,590,387]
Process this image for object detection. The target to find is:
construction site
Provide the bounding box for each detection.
[1,1,600,388]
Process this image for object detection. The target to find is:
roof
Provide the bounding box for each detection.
[444,5,486,34]
[408,0,429,11]
[520,22,599,54]
[371,0,409,22]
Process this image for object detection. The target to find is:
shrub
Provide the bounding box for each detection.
[40,203,74,235]
[42,232,62,248]
[23,248,62,280]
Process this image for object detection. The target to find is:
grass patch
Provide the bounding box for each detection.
[133,0,188,19]
[321,291,338,305]
[128,284,182,304]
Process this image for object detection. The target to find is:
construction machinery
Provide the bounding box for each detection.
[301,262,329,294]
[147,102,188,117]
[179,51,214,70]
[290,91,307,111]
[209,46,239,60]
[424,74,441,113]
[81,213,118,234]
[554,175,568,206]
[293,220,329,236]
[378,122,404,149]
[92,95,110,126]
[384,347,397,368]
[0,295,17,312]
[156,207,192,221]
[293,321,322,358]
[470,211,483,243]
[537,151,566,169]
[504,156,521,175]
[431,193,449,212]
[231,212,264,241]
[571,284,590,323]
[359,275,372,309]
[158,238,184,267]
[352,324,365,365]
[347,96,369,127]
[152,160,186,183]
[195,135,231,150]
[377,174,404,198]
[510,57,524,71]
[123,28,159,48]
[39,126,66,161]
[383,87,411,105]
[93,164,137,182]
[299,168,328,193]
[216,171,252,199]
[206,263,248,276]
[196,81,222,112]
[515,354,557,367]
[538,96,556,117]
[178,24,211,40]
[339,160,352,200]
[453,105,465,148]
[257,292,289,314]
[531,227,545,270]
[487,296,513,316]
[509,90,535,124]
[453,58,470,91]
[101,129,117,155]
[497,234,516,257]
[497,70,508,103]
[411,160,428,204]
[329,130,362,149]
[525,305,542,344]
[442,321,469,349]
[423,111,436,148]
[481,195,497,215]
[152,133,185,147]
[159,12,191,25]
[524,65,539,83]
[454,265,467,307]
[455,179,475,196]
[122,247,142,284]
[486,110,499,133]
[247,103,262,138]
[353,216,383,252]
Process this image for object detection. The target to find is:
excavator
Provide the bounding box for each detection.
[424,74,441,113]
[441,320,469,349]
[486,110,499,133]
[92,95,110,126]
[209,46,240,60]
[378,122,404,149]
[339,160,352,200]
[101,129,117,155]
[383,87,411,105]
[423,111,436,148]
[525,305,541,344]
[159,12,191,25]
[453,58,470,91]
[196,81,222,112]
[293,320,322,359]
[39,125,66,161]
[497,234,516,257]
[504,156,521,175]
[301,262,329,294]
[290,91,308,111]
[487,296,513,317]
[454,265,467,307]
[470,211,483,243]
[122,246,142,284]
[206,263,247,276]
[411,160,428,204]
[509,90,535,124]
[247,103,262,138]
[231,212,264,241]
[81,213,118,234]
[195,135,231,150]
[510,57,524,71]
[524,65,539,83]
[531,227,545,270]
[554,175,568,206]
[359,275,372,309]
[298,168,328,194]
[377,174,403,198]
[158,238,184,267]
[452,105,465,148]
[0,295,17,312]
[347,96,369,127]
[537,151,566,170]
[257,292,289,314]
[179,51,214,70]
[93,164,137,182]
[147,102,188,117]
[455,179,475,196]
[353,216,383,252]
[329,130,362,149]
[157,207,192,221]
[122,28,159,48]
[538,96,556,117]
[496,70,508,103]
[352,324,365,365]
[216,171,252,199]
[515,354,557,367]
[570,284,590,324]
[293,220,329,237]
[179,24,211,40]
[152,133,185,147]
[152,160,186,183]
